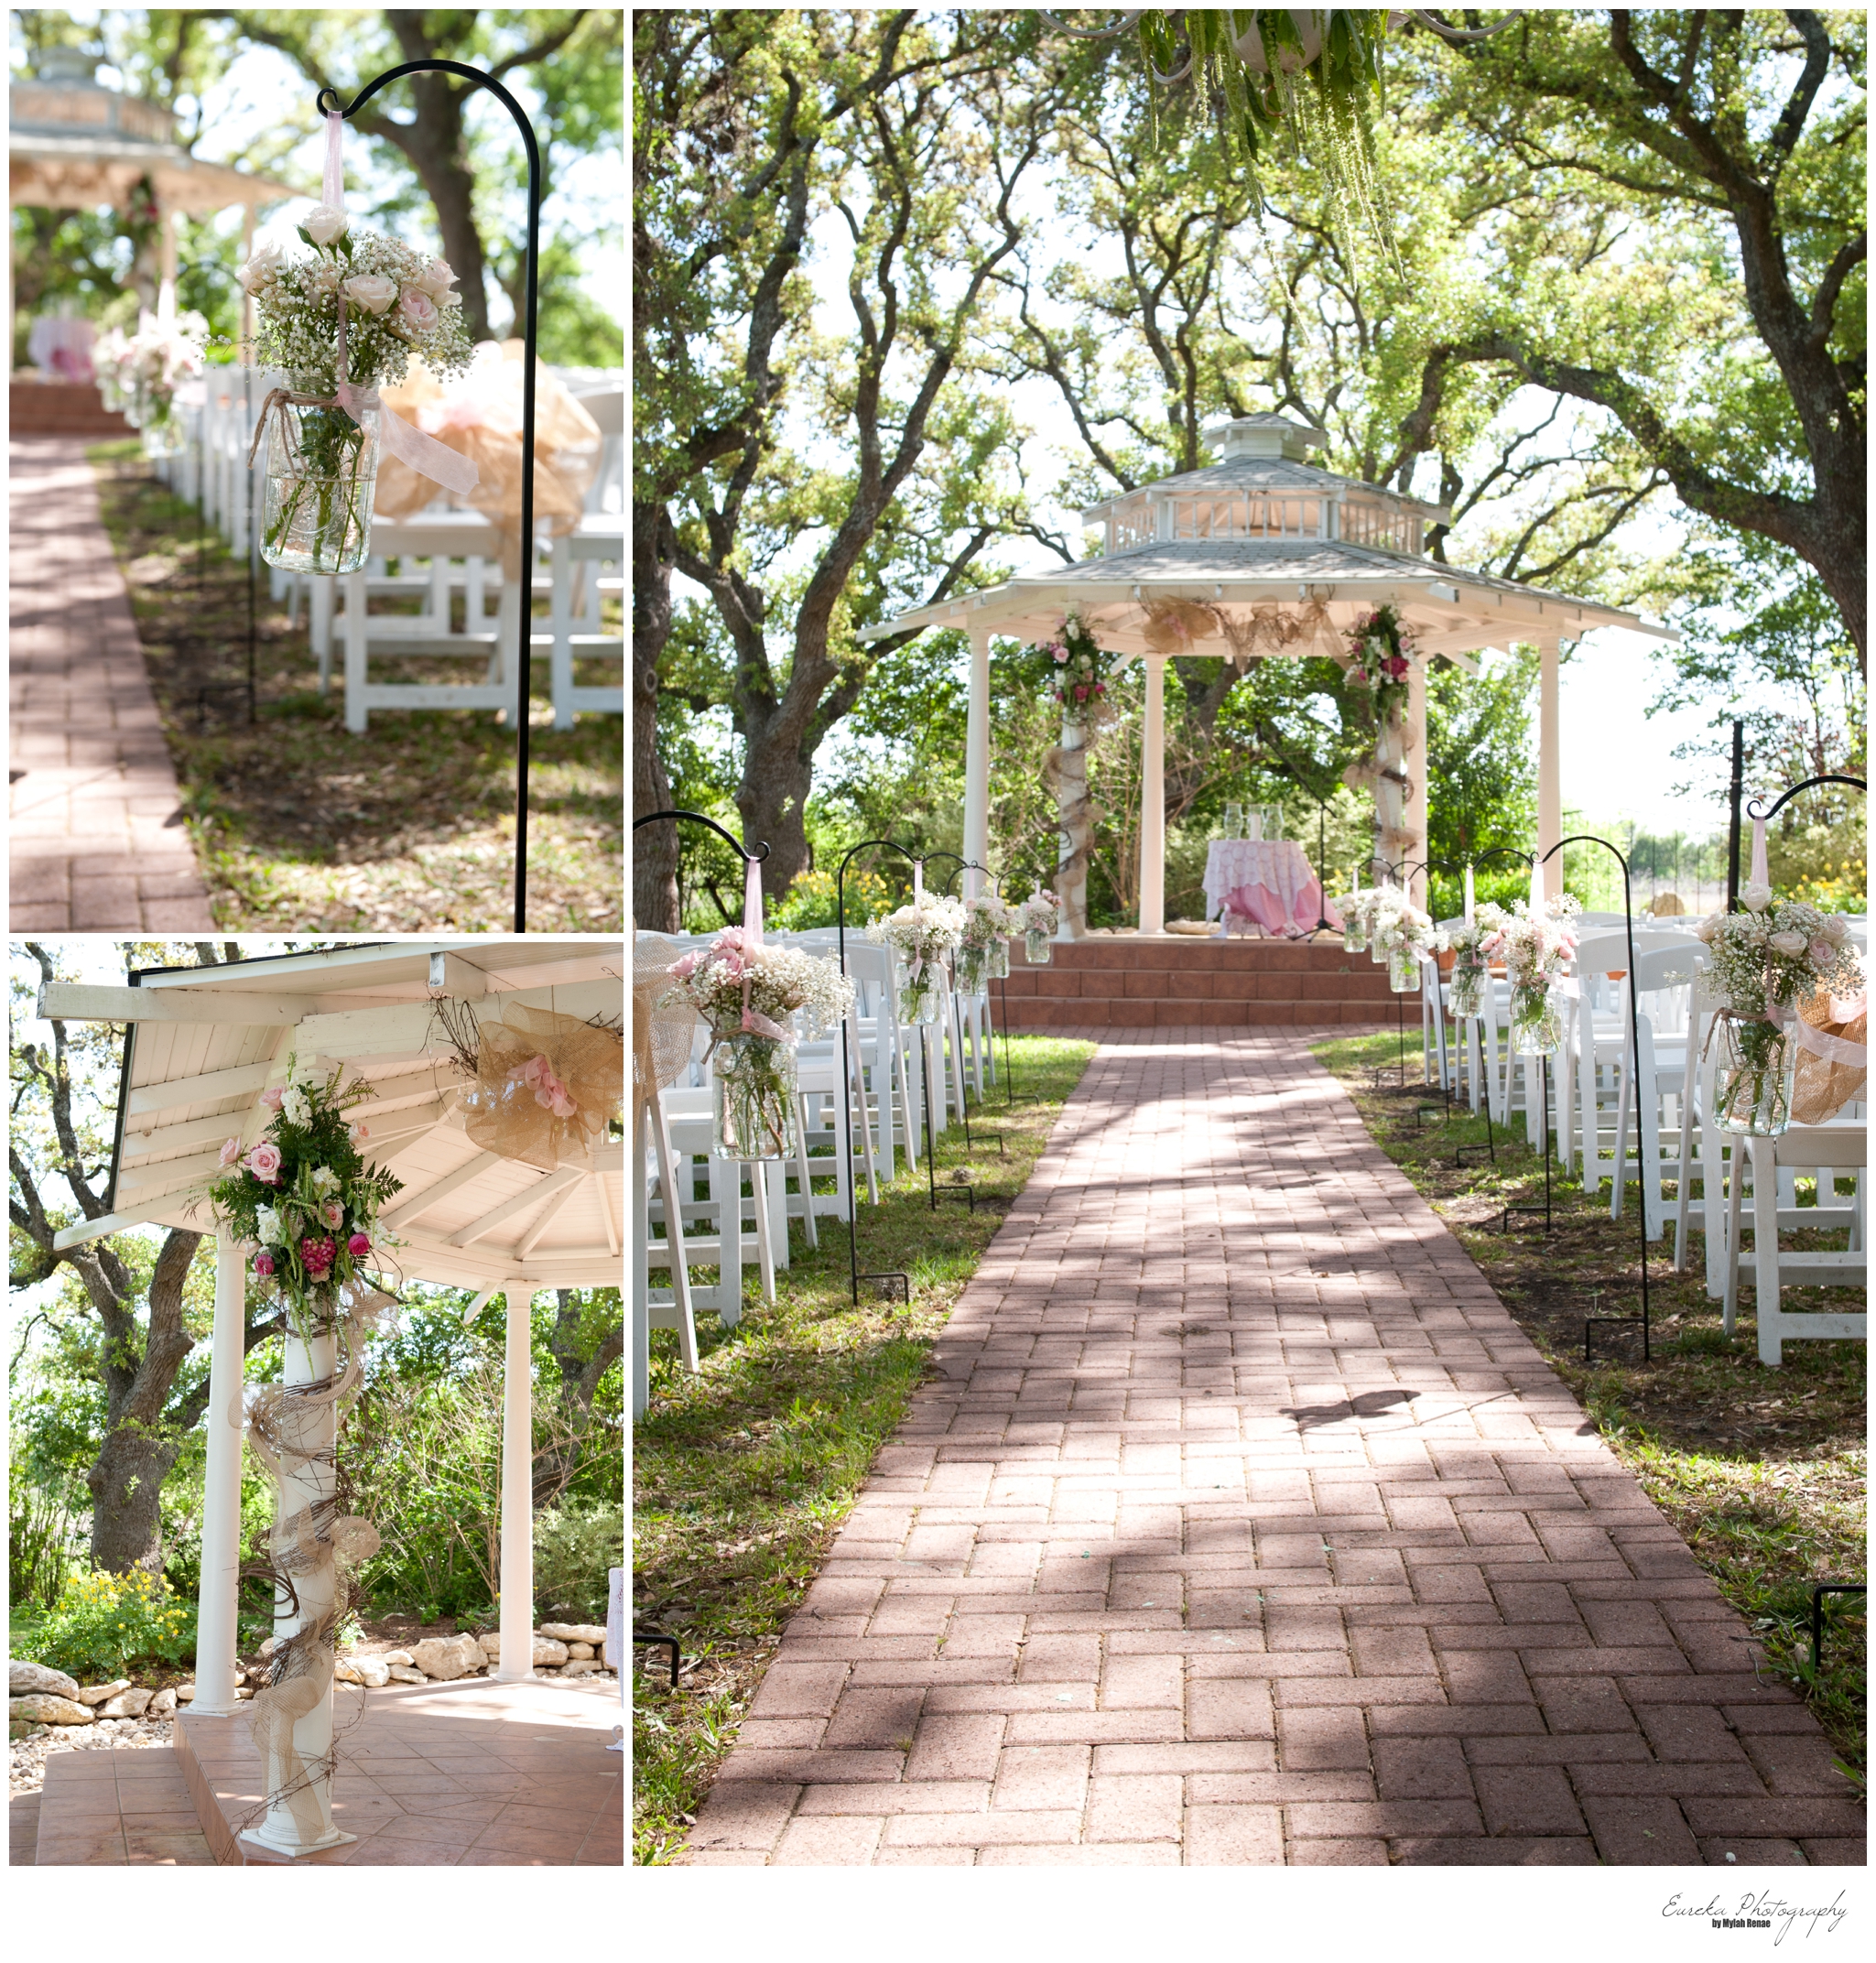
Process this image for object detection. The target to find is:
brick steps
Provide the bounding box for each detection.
[11,380,133,439]
[998,936,1396,1029]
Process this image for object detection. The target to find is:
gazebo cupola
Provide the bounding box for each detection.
[1081,414,1448,559]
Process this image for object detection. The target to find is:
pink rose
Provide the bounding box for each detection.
[253,1251,275,1277]
[261,1087,284,1111]
[244,1142,283,1184]
[320,1199,345,1230]
[1052,647,1068,663]
[348,1232,372,1260]
[219,1137,243,1167]
[397,286,439,331]
[1810,938,1836,966]
[299,1235,336,1280]
[349,1121,370,1143]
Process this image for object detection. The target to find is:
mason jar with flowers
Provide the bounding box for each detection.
[1339,884,1371,953]
[207,1065,401,1332]
[956,893,1017,995]
[1480,896,1579,1055]
[1694,888,1861,1134]
[868,895,968,1026]
[667,929,854,1160]
[1371,889,1437,992]
[1020,888,1061,964]
[242,209,473,573]
[1441,906,1504,1020]
[115,309,210,460]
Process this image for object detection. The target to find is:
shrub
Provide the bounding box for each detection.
[532,1499,623,1622]
[27,1568,196,1679]
[768,866,895,932]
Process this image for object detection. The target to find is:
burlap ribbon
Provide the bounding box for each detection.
[634,932,700,1104]
[1792,985,1868,1125]
[461,1003,623,1170]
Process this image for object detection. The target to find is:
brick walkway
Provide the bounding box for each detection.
[688,1029,1862,1867]
[9,437,214,929]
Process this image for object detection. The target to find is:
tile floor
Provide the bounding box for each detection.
[32,1676,623,1865]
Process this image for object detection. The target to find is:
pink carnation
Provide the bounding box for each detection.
[244,1142,283,1184]
[219,1137,243,1167]
[348,1232,372,1260]
[253,1251,275,1277]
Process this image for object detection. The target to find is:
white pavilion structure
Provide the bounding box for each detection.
[862,413,1675,921]
[44,938,624,1856]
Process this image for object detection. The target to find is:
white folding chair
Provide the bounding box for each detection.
[1726,1122,1867,1364]
[547,519,624,729]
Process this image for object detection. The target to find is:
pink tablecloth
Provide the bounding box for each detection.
[1202,838,1342,938]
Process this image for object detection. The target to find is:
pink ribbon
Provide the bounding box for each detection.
[1750,815,1769,889]
[738,858,788,1039]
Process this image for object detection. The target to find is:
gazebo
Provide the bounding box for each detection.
[862,413,1675,921]
[43,938,624,1858]
[8,48,297,368]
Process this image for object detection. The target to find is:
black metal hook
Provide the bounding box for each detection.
[632,808,772,865]
[314,60,543,933]
[1744,774,1867,825]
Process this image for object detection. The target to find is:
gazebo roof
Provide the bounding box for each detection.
[44,939,624,1291]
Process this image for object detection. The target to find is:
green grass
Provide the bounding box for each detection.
[83,441,622,930]
[632,1036,1097,1864]
[1311,1027,1866,1789]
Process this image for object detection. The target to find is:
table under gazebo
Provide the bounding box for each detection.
[42,938,623,1861]
[862,412,1675,924]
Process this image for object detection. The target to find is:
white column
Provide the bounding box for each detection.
[962,623,992,897]
[1406,653,1429,912]
[495,1280,536,1683]
[190,1234,247,1717]
[251,1318,348,1855]
[1057,716,1090,940]
[158,203,179,318]
[1139,654,1166,935]
[1537,634,1562,902]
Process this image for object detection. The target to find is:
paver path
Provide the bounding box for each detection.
[9,437,214,929]
[688,1029,1863,1867]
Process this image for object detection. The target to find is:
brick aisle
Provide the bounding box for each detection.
[687,1028,1864,1867]
[9,437,214,929]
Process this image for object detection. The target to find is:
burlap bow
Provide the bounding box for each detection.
[460,1003,624,1171]
[1792,985,1868,1125]
[634,932,700,1102]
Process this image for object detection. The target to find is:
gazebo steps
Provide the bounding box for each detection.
[10,379,133,439]
[998,935,1395,1029]
[32,1743,215,1864]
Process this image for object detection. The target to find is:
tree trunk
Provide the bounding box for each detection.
[632,501,680,930]
[86,1427,180,1577]
[735,726,815,906]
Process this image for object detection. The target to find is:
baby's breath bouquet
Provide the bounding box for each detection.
[667,928,855,1160]
[869,896,968,1025]
[1480,895,1579,1056]
[243,206,473,574]
[99,309,208,457]
[1693,892,1860,1133]
[1371,892,1437,993]
[958,893,1017,992]
[1439,906,1505,1019]
[1019,888,1061,964]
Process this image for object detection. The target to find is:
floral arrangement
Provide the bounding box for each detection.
[243,210,473,397]
[1693,890,1860,1018]
[1343,603,1415,721]
[1035,610,1108,714]
[95,310,208,432]
[1020,889,1062,937]
[960,893,1018,949]
[1372,894,1437,960]
[207,1063,401,1317]
[667,927,854,1039]
[1437,904,1505,1016]
[867,895,968,972]
[1480,895,1580,1053]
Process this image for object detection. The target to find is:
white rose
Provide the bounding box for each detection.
[239,240,285,290]
[1767,930,1808,957]
[342,274,398,316]
[1691,915,1719,943]
[1822,914,1849,945]
[256,1206,282,1244]
[1741,882,1773,913]
[304,204,349,245]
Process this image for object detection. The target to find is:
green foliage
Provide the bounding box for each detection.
[26,1567,195,1679]
[531,1499,624,1622]
[1425,648,1537,872]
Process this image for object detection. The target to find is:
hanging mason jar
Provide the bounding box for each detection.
[259,398,380,574]
[1388,947,1420,993]
[1715,1013,1794,1135]
[954,944,990,997]
[710,1033,800,1161]
[1342,915,1367,955]
[1025,928,1053,965]
[1448,956,1487,1020]
[1509,982,1562,1056]
[987,938,1011,981]
[900,964,944,1026]
[136,383,182,457]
